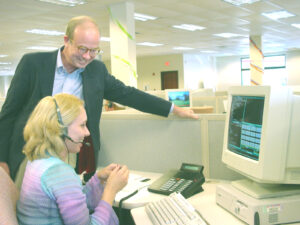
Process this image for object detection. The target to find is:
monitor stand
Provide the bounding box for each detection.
[232,179,300,199]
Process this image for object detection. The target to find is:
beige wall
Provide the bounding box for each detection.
[136,54,184,91]
[107,53,221,91]
[215,56,242,91]
[286,50,300,86]
[105,53,242,92]
[104,54,184,91]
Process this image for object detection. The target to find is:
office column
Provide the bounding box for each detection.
[249,36,264,85]
[109,2,137,87]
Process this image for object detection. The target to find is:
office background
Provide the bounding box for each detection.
[2,50,300,97]
[1,0,300,97]
[2,2,300,224]
[103,51,300,92]
[0,0,300,178]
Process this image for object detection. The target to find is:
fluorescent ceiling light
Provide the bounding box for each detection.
[262,10,295,20]
[291,24,300,29]
[240,38,250,44]
[222,53,234,56]
[0,67,12,71]
[26,29,64,36]
[0,70,14,76]
[134,13,157,21]
[172,24,205,31]
[0,55,8,58]
[265,43,284,47]
[201,50,217,53]
[38,0,86,6]
[0,62,12,65]
[137,42,163,47]
[26,46,58,51]
[213,33,242,38]
[173,47,194,50]
[222,0,260,6]
[100,37,110,42]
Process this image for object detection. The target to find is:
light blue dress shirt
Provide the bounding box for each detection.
[52,49,84,100]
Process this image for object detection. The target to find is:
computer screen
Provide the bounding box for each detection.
[228,95,264,161]
[166,89,191,107]
[222,86,300,198]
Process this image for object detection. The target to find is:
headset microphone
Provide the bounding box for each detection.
[84,142,91,147]
[64,135,91,147]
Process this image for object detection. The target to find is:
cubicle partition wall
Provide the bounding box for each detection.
[98,110,243,181]
[113,89,228,114]
[192,96,227,114]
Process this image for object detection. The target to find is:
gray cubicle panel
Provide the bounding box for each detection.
[98,110,244,181]
[99,111,202,174]
[206,119,243,180]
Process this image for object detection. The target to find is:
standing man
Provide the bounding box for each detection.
[0,16,198,181]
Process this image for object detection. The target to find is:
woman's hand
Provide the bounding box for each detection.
[101,165,129,205]
[105,165,129,193]
[96,163,118,182]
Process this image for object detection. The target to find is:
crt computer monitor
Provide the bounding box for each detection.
[165,89,191,107]
[222,86,300,199]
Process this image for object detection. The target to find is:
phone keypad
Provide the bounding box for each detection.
[159,178,193,192]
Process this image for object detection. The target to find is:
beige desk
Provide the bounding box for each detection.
[130,180,248,225]
[114,170,243,224]
[123,171,300,225]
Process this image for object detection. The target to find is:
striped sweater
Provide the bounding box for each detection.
[17,157,118,225]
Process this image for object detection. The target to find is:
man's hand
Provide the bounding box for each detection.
[172,105,199,119]
[0,162,10,175]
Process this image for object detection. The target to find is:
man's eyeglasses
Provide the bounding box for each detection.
[70,40,101,57]
[77,46,101,57]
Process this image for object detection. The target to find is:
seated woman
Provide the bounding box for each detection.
[17,93,129,225]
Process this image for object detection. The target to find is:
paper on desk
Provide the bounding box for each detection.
[115,173,151,201]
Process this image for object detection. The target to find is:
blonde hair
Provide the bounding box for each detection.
[65,15,99,40]
[23,93,84,161]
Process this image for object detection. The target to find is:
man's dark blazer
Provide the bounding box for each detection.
[0,48,172,179]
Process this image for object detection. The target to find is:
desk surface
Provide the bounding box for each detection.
[131,180,247,225]
[115,170,243,224]
[120,170,300,225]
[114,170,162,209]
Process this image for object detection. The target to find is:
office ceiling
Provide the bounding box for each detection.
[1,0,300,74]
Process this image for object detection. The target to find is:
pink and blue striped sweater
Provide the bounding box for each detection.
[17,156,118,225]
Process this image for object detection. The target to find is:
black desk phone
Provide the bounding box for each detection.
[148,163,205,198]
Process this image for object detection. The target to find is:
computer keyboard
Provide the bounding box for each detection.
[145,192,208,225]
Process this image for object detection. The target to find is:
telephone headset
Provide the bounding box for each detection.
[53,97,90,146]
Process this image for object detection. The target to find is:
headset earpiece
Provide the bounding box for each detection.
[53,98,68,137]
